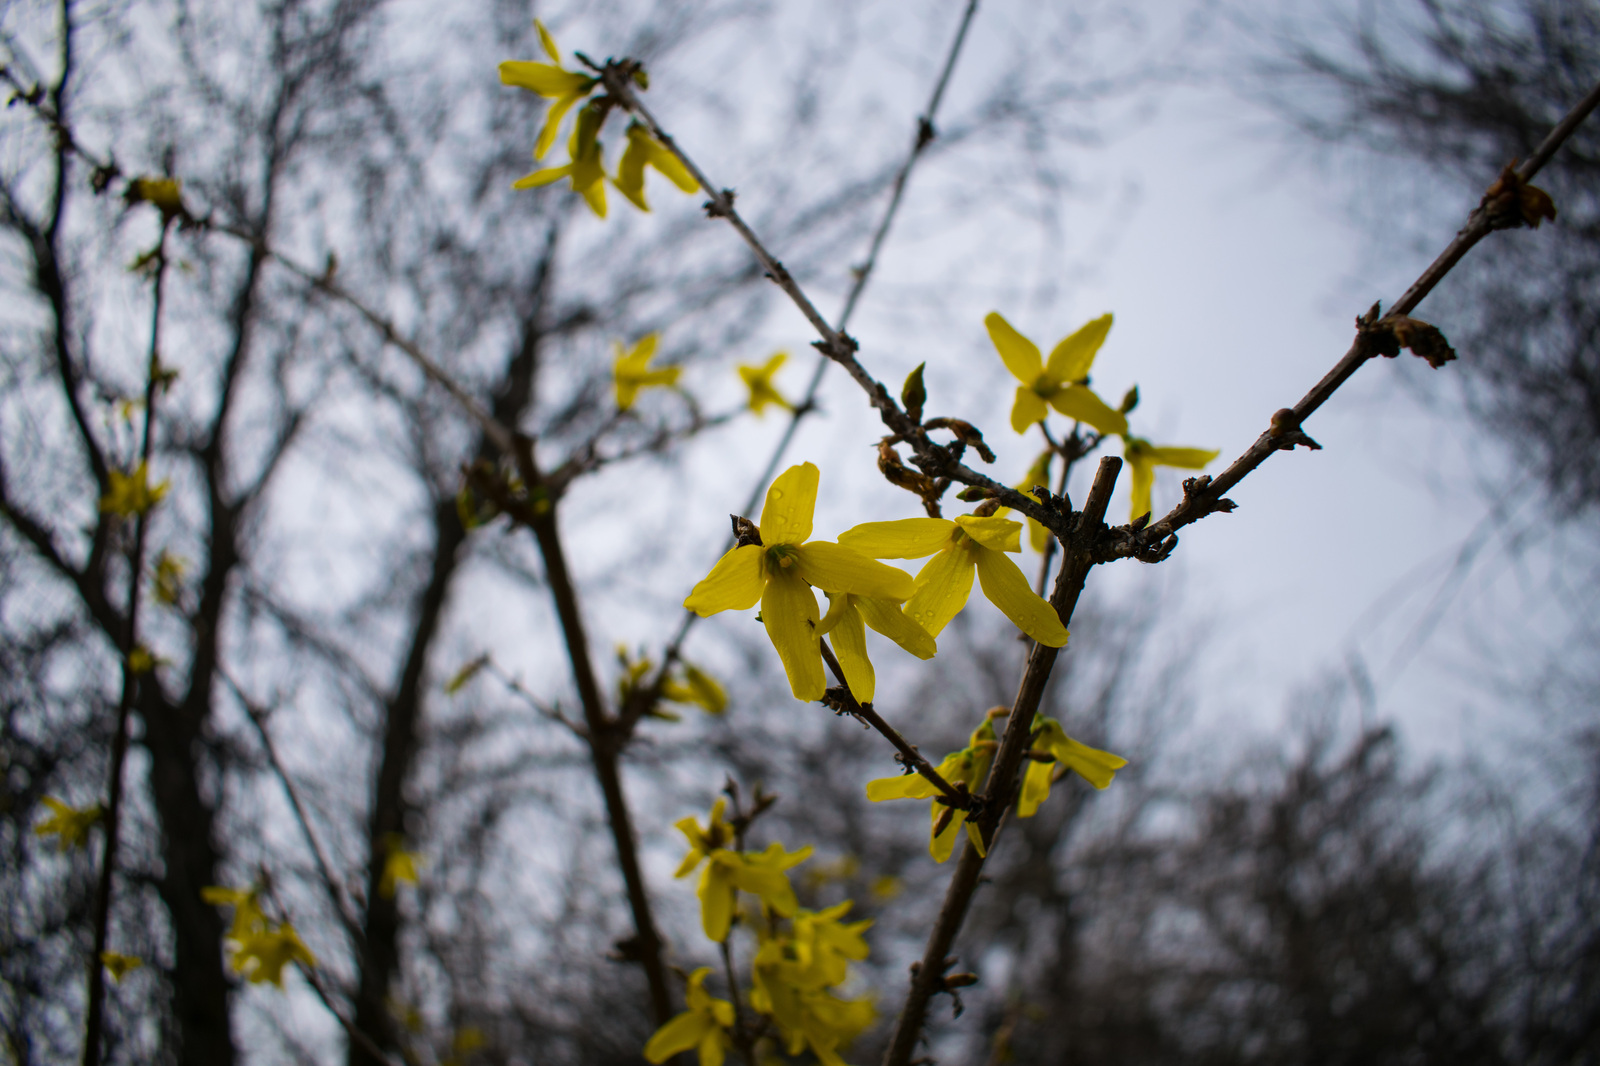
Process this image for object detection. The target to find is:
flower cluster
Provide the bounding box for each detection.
[501,22,696,217]
[987,311,1219,522]
[648,799,875,1066]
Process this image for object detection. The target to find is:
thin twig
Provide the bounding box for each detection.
[84,215,170,1066]
[819,641,967,809]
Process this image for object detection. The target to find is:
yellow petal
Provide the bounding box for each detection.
[984,311,1042,384]
[1010,385,1050,434]
[684,544,764,616]
[816,591,850,636]
[614,127,651,210]
[953,514,1022,554]
[827,600,874,704]
[759,462,818,547]
[1049,384,1129,437]
[647,139,698,191]
[511,164,572,190]
[498,61,593,97]
[795,541,912,601]
[761,570,824,701]
[1147,445,1221,469]
[856,597,936,659]
[1044,313,1113,383]
[1017,759,1054,818]
[930,810,964,863]
[699,861,736,942]
[904,544,976,638]
[837,517,954,560]
[1043,726,1127,790]
[973,546,1069,646]
[535,19,561,62]
[865,772,941,801]
[964,819,988,858]
[534,86,589,160]
[644,1010,713,1063]
[1125,449,1154,523]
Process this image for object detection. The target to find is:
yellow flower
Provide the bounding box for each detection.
[674,798,736,873]
[738,352,794,416]
[1017,716,1127,817]
[231,921,317,986]
[512,100,609,217]
[99,461,169,517]
[100,952,143,982]
[643,967,735,1066]
[613,121,698,211]
[1122,437,1220,523]
[788,901,873,988]
[985,311,1128,437]
[127,646,159,674]
[124,176,185,220]
[379,834,421,899]
[34,797,102,850]
[865,713,1002,862]
[837,514,1068,647]
[498,21,599,160]
[612,333,681,411]
[674,802,813,940]
[684,463,914,701]
[750,933,875,1066]
[816,591,935,704]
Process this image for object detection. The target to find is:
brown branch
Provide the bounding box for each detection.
[879,455,1121,1066]
[1102,75,1600,566]
[818,641,968,809]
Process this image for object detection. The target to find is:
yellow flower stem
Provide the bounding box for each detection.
[85,216,174,1066]
[818,640,969,811]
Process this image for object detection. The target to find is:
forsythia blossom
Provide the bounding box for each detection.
[1123,437,1220,523]
[34,797,102,850]
[99,461,169,518]
[203,885,317,986]
[612,332,680,411]
[673,799,812,941]
[866,710,1002,862]
[738,352,794,415]
[100,952,143,982]
[986,312,1127,436]
[1018,716,1127,817]
[838,514,1069,646]
[642,967,735,1066]
[684,463,913,701]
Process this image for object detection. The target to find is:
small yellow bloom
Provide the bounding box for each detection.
[99,461,169,518]
[613,122,698,211]
[661,662,728,715]
[512,101,609,217]
[612,333,681,411]
[101,952,143,982]
[124,176,185,220]
[738,352,794,416]
[865,713,1002,862]
[1123,437,1220,523]
[643,967,735,1066]
[127,646,158,674]
[202,885,268,941]
[838,514,1068,647]
[684,463,914,701]
[379,834,420,899]
[231,921,317,986]
[152,550,187,606]
[985,311,1128,437]
[750,930,876,1066]
[34,797,102,850]
[1017,716,1127,817]
[674,801,812,940]
[499,21,599,160]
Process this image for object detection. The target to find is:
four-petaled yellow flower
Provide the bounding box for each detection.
[1017,716,1128,817]
[673,799,813,941]
[514,100,609,216]
[866,712,1001,862]
[99,461,169,518]
[643,967,735,1066]
[1123,437,1220,522]
[612,333,681,411]
[817,591,935,704]
[751,920,877,1066]
[202,885,266,941]
[613,121,698,211]
[34,796,102,851]
[498,21,599,161]
[838,514,1068,647]
[101,952,143,982]
[738,352,794,416]
[986,312,1128,437]
[231,921,317,986]
[684,463,913,701]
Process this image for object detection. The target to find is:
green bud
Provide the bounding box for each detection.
[901,362,927,423]
[1119,385,1139,414]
